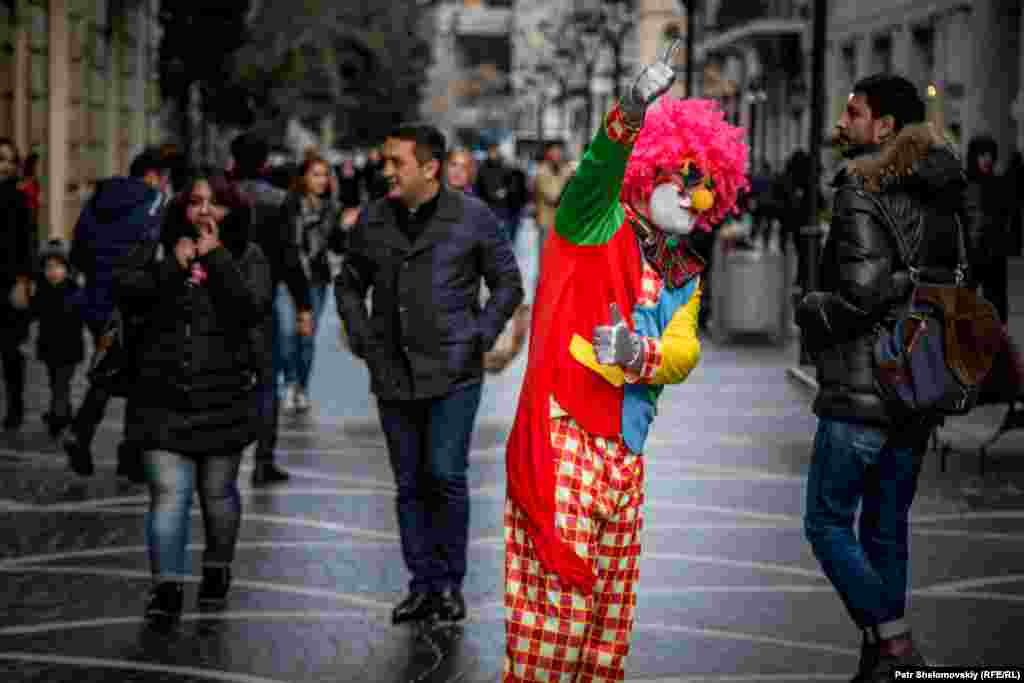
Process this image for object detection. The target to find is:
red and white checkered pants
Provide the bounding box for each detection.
[504,416,645,682]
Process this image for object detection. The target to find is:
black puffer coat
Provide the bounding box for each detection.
[796,123,966,427]
[114,239,272,456]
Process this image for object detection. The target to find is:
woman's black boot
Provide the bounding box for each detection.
[197,566,232,609]
[145,581,184,630]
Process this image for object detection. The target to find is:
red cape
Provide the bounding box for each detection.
[506,223,643,594]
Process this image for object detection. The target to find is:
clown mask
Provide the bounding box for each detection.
[648,161,716,235]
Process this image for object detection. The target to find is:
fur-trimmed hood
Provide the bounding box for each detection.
[844,122,965,194]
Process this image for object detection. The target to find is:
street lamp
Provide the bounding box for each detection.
[682,0,701,97]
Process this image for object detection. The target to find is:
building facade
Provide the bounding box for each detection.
[695,0,1024,177]
[423,0,516,151]
[0,0,163,241]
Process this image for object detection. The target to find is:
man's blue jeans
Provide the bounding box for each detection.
[377,382,483,594]
[274,282,327,392]
[804,418,929,634]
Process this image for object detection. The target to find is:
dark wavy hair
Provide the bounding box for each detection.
[162,170,253,257]
[852,74,926,133]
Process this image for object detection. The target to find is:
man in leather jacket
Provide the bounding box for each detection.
[796,74,968,682]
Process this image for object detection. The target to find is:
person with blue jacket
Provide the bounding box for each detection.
[63,148,169,478]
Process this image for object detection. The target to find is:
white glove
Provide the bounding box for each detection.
[620,38,680,125]
[592,303,644,372]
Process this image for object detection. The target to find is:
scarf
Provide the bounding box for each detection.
[624,204,705,289]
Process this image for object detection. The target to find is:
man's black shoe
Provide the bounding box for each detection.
[392,591,439,625]
[63,434,94,477]
[851,639,880,682]
[252,462,290,486]
[437,587,466,622]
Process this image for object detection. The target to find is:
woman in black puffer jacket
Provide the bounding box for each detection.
[114,171,271,628]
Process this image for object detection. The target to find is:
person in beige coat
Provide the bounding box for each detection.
[533,142,573,257]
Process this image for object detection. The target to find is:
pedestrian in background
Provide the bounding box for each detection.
[1004,151,1024,259]
[446,148,477,195]
[232,132,312,486]
[63,148,169,478]
[360,146,390,201]
[17,152,41,229]
[277,154,345,413]
[0,137,35,432]
[477,143,516,241]
[532,141,573,257]
[336,123,523,626]
[965,134,1009,323]
[31,239,87,439]
[796,74,966,680]
[116,172,270,629]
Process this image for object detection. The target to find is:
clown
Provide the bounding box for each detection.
[503,42,749,682]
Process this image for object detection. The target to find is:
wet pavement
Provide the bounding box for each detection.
[1,228,1023,682]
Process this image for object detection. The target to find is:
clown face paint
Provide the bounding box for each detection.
[649,182,695,235]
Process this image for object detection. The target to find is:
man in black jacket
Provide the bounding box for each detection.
[964,135,1008,323]
[796,74,967,682]
[63,147,169,477]
[231,133,312,486]
[335,123,524,625]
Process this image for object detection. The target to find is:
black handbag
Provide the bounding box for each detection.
[86,308,138,398]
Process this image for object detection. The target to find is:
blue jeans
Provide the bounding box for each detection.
[253,378,278,464]
[274,282,326,392]
[377,382,483,593]
[144,449,244,582]
[804,418,928,632]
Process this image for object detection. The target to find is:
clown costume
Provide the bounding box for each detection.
[503,46,749,683]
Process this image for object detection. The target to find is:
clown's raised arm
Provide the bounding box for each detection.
[554,40,679,246]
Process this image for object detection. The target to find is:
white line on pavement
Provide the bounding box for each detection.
[913,511,1024,524]
[0,539,394,568]
[921,574,1024,593]
[0,566,394,615]
[642,553,824,579]
[0,652,293,683]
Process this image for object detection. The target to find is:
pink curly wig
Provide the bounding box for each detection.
[621,98,750,230]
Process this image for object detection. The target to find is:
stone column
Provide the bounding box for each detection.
[104,9,121,177]
[931,13,947,135]
[825,41,845,131]
[966,0,1016,166]
[13,0,29,154]
[855,32,872,82]
[1018,7,1024,154]
[966,0,997,145]
[890,23,912,80]
[47,0,67,239]
[131,3,148,157]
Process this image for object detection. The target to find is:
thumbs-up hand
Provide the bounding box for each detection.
[620,38,680,125]
[593,303,643,371]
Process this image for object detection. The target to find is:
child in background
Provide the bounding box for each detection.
[32,239,86,439]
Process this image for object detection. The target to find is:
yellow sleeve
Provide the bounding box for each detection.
[649,285,702,385]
